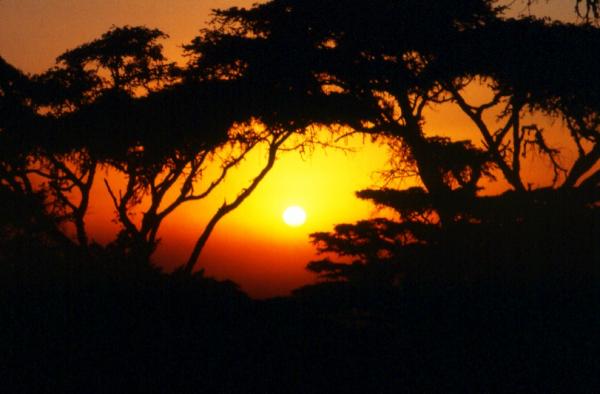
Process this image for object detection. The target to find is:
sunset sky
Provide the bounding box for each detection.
[0,0,577,297]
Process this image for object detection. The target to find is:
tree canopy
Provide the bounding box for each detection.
[1,0,598,286]
[2,3,600,392]
[190,0,599,286]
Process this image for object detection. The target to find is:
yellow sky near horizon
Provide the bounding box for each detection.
[74,131,396,298]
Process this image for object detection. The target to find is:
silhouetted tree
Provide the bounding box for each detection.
[439,17,600,192]
[192,0,502,226]
[309,185,599,288]
[0,27,180,250]
[2,23,319,274]
[180,123,295,274]
[176,9,376,273]
[48,25,177,98]
[247,1,600,286]
[0,57,38,197]
[207,0,599,216]
[42,26,178,249]
[307,137,497,286]
[0,62,80,280]
[3,1,599,284]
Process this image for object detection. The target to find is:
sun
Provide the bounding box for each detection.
[282,206,307,227]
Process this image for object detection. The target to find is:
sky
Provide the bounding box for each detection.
[0,0,578,297]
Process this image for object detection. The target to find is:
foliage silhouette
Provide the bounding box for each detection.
[194,0,506,225]
[308,186,599,287]
[199,0,600,286]
[2,26,178,250]
[438,17,600,191]
[191,14,600,390]
[0,24,316,273]
[2,2,600,392]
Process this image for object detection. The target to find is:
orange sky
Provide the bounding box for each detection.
[0,0,579,297]
[82,133,395,298]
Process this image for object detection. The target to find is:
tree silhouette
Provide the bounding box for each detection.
[2,0,599,284]
[51,25,177,97]
[308,138,498,286]
[194,0,501,224]
[1,27,179,249]
[440,17,600,191]
[0,57,38,199]
[1,23,325,274]
[197,0,599,286]
[2,3,600,392]
[168,0,600,286]
[309,184,599,287]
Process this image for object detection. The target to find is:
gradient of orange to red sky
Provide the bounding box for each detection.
[0,0,577,297]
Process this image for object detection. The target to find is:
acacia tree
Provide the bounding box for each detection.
[32,25,298,270]
[0,58,73,250]
[173,6,377,273]
[0,57,37,197]
[4,1,598,283]
[306,3,600,286]
[195,0,501,226]
[93,30,310,270]
[1,22,328,275]
[101,92,296,267]
[440,17,600,192]
[4,26,180,249]
[204,0,599,286]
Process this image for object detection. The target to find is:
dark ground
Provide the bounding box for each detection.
[2,276,599,393]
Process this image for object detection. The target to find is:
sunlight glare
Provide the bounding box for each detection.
[282,206,307,227]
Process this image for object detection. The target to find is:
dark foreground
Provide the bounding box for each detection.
[2,276,599,393]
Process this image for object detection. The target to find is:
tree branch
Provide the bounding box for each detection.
[182,130,292,274]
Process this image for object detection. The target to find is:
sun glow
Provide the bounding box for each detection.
[282,206,307,227]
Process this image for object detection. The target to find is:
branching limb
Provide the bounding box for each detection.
[522,124,568,186]
[446,83,525,191]
[563,142,600,188]
[104,175,138,236]
[182,129,293,274]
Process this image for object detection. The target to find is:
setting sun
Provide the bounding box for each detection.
[282,206,307,227]
[2,1,597,391]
